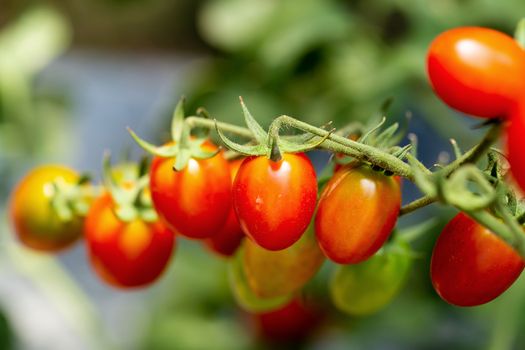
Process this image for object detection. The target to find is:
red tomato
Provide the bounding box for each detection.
[233,153,317,251]
[431,213,524,306]
[427,27,525,118]
[150,142,231,239]
[253,299,323,343]
[9,165,85,252]
[507,102,525,193]
[315,165,401,264]
[85,192,175,288]
[205,158,245,257]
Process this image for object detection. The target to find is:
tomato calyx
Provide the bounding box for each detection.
[128,98,221,171]
[102,153,157,223]
[47,173,94,222]
[216,97,334,162]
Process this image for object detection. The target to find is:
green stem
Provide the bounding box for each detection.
[399,123,503,216]
[185,116,253,139]
[269,115,414,179]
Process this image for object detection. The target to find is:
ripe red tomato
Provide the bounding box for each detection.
[85,192,175,288]
[233,153,317,251]
[431,213,524,306]
[150,141,231,239]
[315,165,401,264]
[427,27,525,118]
[205,158,245,257]
[507,102,525,193]
[9,165,85,252]
[253,299,323,344]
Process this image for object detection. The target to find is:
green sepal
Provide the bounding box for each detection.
[240,97,268,144]
[171,97,186,141]
[128,128,178,157]
[515,18,525,49]
[215,119,267,156]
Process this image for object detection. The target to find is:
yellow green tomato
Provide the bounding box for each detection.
[243,224,325,298]
[330,239,412,316]
[228,245,292,312]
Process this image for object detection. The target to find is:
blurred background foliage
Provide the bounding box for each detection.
[2,0,525,349]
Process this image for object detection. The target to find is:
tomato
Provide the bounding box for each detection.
[427,27,525,118]
[243,223,324,298]
[229,244,292,312]
[330,239,412,315]
[431,213,524,306]
[205,158,245,256]
[315,164,401,264]
[507,102,525,193]
[233,153,317,251]
[150,142,231,239]
[85,192,175,288]
[253,298,323,344]
[9,165,85,252]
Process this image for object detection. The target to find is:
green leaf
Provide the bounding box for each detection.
[515,18,525,49]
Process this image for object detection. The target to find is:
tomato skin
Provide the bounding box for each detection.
[253,299,323,343]
[315,165,401,264]
[233,153,318,251]
[9,165,84,252]
[85,193,175,288]
[427,27,525,118]
[431,213,524,307]
[205,158,245,257]
[507,102,525,193]
[149,142,231,239]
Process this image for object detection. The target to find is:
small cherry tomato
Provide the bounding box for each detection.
[431,213,524,306]
[315,164,401,264]
[330,239,412,315]
[243,224,324,298]
[427,27,525,118]
[253,298,323,344]
[150,142,231,239]
[85,192,175,288]
[233,153,318,251]
[507,102,525,193]
[205,158,245,257]
[9,165,85,252]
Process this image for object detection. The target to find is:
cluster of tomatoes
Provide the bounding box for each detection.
[427,26,525,306]
[7,26,525,334]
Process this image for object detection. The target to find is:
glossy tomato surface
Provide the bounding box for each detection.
[431,213,524,306]
[507,102,525,193]
[150,142,231,239]
[427,27,525,118]
[233,153,317,251]
[85,193,175,288]
[315,165,401,264]
[205,158,245,256]
[9,165,84,252]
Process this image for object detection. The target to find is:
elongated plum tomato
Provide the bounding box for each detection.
[9,165,84,252]
[427,27,525,118]
[233,153,317,251]
[431,213,524,307]
[85,192,175,288]
[205,158,245,256]
[507,102,525,193]
[315,165,401,264]
[150,141,231,239]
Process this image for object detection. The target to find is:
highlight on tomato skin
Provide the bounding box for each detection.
[430,213,525,307]
[149,141,232,240]
[9,165,86,252]
[315,164,401,264]
[427,26,525,119]
[85,192,176,289]
[233,153,318,251]
[204,158,245,257]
